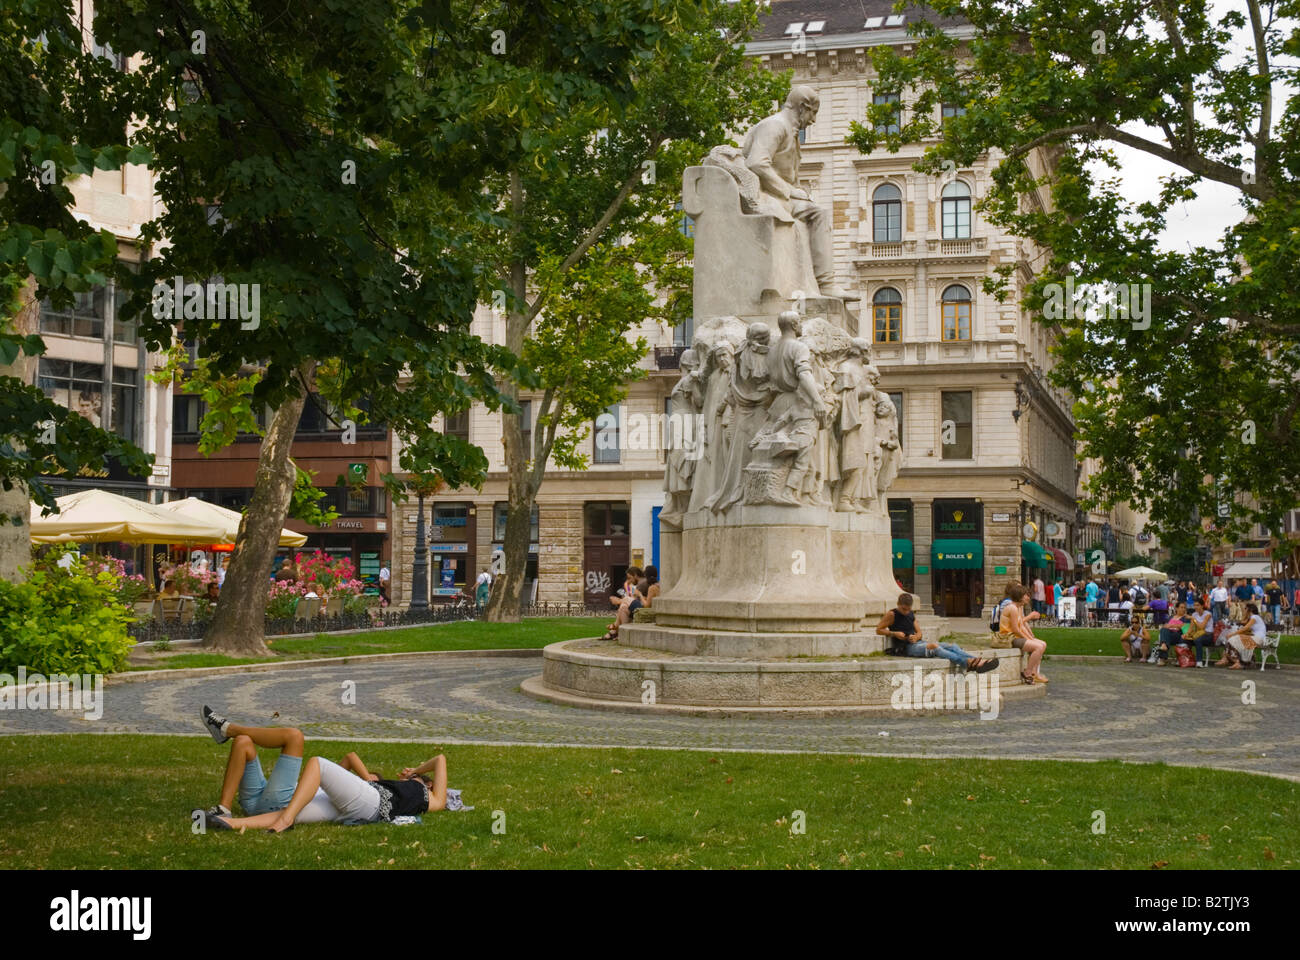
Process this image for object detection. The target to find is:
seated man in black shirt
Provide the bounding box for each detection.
[876,593,999,673]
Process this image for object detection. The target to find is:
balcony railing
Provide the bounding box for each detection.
[655,345,687,370]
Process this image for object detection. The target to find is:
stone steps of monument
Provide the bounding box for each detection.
[531,638,1044,712]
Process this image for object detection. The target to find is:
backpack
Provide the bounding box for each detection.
[989,597,1010,632]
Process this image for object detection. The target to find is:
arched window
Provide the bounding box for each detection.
[941,284,972,341]
[872,183,902,243]
[941,180,971,239]
[872,287,902,343]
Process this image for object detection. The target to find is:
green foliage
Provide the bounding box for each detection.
[853,0,1300,545]
[0,3,156,510]
[289,465,338,527]
[0,555,134,674]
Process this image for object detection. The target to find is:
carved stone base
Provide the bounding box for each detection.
[525,637,1044,712]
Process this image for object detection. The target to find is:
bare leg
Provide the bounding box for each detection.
[1023,638,1045,677]
[222,756,322,833]
[219,735,258,810]
[224,724,305,757]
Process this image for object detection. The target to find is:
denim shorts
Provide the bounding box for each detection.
[239,754,302,815]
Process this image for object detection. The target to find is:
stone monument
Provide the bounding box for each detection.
[524,88,1039,711]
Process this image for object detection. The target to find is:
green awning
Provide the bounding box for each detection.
[1021,540,1047,568]
[891,538,913,568]
[932,539,983,570]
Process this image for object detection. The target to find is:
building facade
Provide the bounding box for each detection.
[394,0,1099,615]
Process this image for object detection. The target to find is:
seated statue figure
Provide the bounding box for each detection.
[741,85,858,303]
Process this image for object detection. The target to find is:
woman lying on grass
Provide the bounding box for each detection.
[198,738,448,833]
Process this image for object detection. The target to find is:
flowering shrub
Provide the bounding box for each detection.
[266,579,306,619]
[293,551,360,597]
[157,558,217,597]
[78,554,150,607]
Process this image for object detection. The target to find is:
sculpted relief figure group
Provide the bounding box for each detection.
[662,311,900,522]
[662,84,899,524]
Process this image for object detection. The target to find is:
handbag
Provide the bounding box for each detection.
[1175,645,1196,668]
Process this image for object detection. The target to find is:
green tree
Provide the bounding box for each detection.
[0,3,154,580]
[480,0,784,620]
[851,0,1299,549]
[93,0,708,651]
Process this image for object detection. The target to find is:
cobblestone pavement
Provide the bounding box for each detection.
[3,656,1297,780]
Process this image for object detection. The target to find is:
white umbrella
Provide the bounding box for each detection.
[1112,565,1167,580]
[159,497,308,548]
[30,489,227,545]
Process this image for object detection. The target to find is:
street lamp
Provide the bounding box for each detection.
[410,489,428,611]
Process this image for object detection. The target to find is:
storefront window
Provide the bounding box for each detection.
[493,503,538,542]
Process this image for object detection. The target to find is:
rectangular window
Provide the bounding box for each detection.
[888,391,904,448]
[940,391,973,460]
[493,502,539,542]
[873,93,901,136]
[173,394,206,437]
[432,503,469,542]
[444,409,469,442]
[584,501,630,537]
[40,288,107,339]
[593,403,621,464]
[942,197,971,239]
[112,366,138,444]
[38,359,105,428]
[941,103,967,120]
[673,315,694,346]
[942,301,972,340]
[873,199,901,243]
[873,303,901,342]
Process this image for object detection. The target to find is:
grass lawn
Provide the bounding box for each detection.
[129,616,604,671]
[0,735,1294,870]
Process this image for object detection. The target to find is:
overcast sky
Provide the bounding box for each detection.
[1100,0,1296,254]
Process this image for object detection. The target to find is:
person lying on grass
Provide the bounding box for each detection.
[195,707,447,833]
[875,592,999,674]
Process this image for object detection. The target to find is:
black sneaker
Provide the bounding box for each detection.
[201,705,230,744]
[974,657,1000,674]
[191,808,232,831]
[202,804,232,819]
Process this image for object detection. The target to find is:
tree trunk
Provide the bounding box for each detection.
[0,281,40,582]
[204,362,312,654]
[485,167,533,622]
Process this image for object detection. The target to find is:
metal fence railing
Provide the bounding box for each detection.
[128,600,606,644]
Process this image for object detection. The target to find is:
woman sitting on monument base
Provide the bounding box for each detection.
[876,593,999,674]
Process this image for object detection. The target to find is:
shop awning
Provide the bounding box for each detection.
[1021,540,1047,568]
[933,539,983,570]
[1049,547,1072,570]
[891,538,913,568]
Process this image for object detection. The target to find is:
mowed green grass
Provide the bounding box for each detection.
[130,617,604,671]
[0,735,1294,870]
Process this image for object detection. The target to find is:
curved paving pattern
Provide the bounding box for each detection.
[3,655,1298,780]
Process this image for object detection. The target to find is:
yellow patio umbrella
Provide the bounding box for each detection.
[29,489,228,545]
[158,497,308,548]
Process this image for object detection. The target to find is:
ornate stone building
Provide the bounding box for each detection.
[396,0,1128,614]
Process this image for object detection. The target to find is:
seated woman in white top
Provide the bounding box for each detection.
[1218,603,1267,669]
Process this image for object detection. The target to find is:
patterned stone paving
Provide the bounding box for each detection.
[2,655,1297,780]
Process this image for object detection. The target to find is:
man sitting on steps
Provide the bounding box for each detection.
[876,593,999,673]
